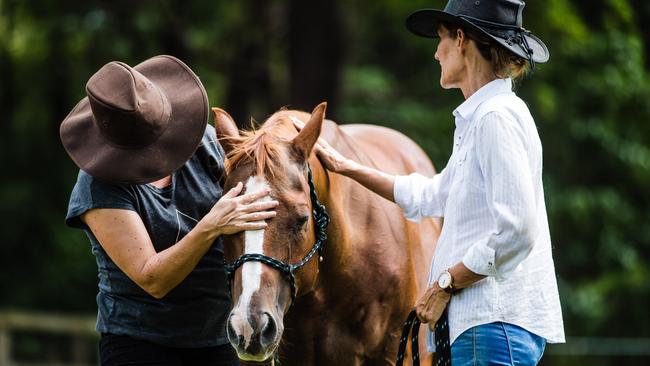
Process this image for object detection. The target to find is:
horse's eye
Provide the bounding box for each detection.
[296,216,309,227]
[291,216,309,232]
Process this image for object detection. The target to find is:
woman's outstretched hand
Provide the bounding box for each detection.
[291,115,397,202]
[201,182,278,237]
[291,118,353,174]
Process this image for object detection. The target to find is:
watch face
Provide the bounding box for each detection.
[438,271,452,289]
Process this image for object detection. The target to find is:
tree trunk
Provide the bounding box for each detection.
[0,0,15,131]
[288,0,344,119]
[224,1,273,128]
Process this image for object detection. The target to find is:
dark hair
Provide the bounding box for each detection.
[440,22,529,80]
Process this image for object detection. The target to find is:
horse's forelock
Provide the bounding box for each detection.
[225,114,300,188]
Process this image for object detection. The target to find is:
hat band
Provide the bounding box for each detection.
[459,15,536,69]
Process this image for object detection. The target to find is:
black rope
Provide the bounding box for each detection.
[226,253,296,297]
[293,165,330,268]
[224,164,330,303]
[396,310,424,366]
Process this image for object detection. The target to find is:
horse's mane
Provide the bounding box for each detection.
[224,113,298,184]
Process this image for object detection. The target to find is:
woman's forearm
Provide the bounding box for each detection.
[138,224,217,299]
[86,183,276,300]
[83,208,217,300]
[448,262,486,290]
[341,160,397,202]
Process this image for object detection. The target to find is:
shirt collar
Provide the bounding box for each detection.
[453,78,513,126]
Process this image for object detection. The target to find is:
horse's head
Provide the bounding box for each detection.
[213,103,327,362]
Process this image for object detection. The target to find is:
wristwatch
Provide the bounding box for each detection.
[437,270,456,294]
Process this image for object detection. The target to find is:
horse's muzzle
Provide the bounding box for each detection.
[227,309,281,362]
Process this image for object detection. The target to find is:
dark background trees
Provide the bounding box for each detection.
[1,0,649,364]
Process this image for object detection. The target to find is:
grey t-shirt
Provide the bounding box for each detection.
[66,125,230,347]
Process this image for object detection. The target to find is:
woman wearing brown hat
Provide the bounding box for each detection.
[61,55,277,365]
[294,0,564,364]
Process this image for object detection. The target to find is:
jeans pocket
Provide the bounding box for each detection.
[502,323,546,365]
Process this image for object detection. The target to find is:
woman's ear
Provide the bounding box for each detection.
[456,28,466,47]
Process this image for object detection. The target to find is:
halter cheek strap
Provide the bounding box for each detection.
[224,164,330,304]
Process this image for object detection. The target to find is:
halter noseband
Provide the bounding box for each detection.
[224,164,330,304]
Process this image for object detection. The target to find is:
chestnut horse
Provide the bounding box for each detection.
[213,103,440,365]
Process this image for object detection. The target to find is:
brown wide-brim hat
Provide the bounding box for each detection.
[406,0,549,64]
[60,55,208,185]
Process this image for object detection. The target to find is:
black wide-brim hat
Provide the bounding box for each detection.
[406,0,549,64]
[60,55,208,185]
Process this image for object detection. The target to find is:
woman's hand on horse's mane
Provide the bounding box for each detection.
[313,138,354,174]
[199,182,279,237]
[291,117,352,174]
[291,116,396,202]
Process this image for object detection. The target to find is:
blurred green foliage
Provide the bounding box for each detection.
[1,0,649,364]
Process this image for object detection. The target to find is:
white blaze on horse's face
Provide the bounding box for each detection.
[236,176,269,344]
[228,175,280,361]
[241,175,271,310]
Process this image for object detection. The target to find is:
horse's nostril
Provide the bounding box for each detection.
[227,317,243,348]
[260,312,277,348]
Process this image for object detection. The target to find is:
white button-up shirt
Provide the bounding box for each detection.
[394,78,565,350]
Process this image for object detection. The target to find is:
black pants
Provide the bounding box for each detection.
[99,333,240,366]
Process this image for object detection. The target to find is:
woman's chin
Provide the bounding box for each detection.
[439,80,454,90]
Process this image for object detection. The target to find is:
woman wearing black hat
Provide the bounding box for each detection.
[293,0,564,364]
[61,55,278,365]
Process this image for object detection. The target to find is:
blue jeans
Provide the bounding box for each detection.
[451,322,546,366]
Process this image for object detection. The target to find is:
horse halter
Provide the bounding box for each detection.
[224,165,330,304]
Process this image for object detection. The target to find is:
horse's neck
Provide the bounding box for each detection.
[307,123,379,264]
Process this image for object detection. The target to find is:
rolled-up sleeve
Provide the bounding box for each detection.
[393,168,449,222]
[462,112,538,277]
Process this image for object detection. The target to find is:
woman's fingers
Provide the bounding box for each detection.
[223,182,243,198]
[316,140,340,159]
[239,211,277,222]
[291,117,306,130]
[317,136,331,148]
[314,138,331,153]
[240,200,279,213]
[238,188,272,204]
[314,142,344,172]
[240,222,268,231]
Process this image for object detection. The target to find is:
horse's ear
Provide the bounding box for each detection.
[212,107,239,155]
[292,102,327,162]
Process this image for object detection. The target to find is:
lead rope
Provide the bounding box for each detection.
[396,310,423,366]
